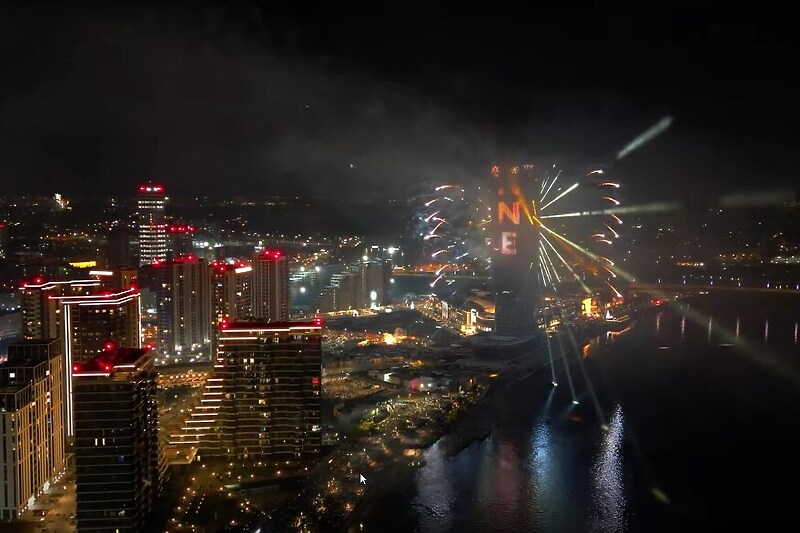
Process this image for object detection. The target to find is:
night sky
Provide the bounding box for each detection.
[0,2,797,203]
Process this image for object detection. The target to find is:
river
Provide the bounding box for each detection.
[349,293,800,532]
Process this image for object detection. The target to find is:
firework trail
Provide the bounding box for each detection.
[617,116,673,159]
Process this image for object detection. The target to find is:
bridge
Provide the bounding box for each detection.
[627,283,800,296]
[394,272,490,281]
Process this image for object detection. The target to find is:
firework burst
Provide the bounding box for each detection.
[528,164,624,297]
[410,182,492,287]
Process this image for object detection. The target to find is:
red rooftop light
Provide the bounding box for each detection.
[104,341,115,351]
[73,365,80,373]
[138,183,164,193]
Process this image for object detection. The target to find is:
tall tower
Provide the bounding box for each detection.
[73,347,160,532]
[0,340,66,520]
[155,256,211,356]
[491,165,538,337]
[169,319,322,462]
[136,182,167,266]
[252,249,289,322]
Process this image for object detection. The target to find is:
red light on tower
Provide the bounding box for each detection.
[34,276,44,284]
[73,365,80,373]
[220,318,229,329]
[104,341,115,351]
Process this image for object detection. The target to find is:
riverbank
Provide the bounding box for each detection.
[341,347,557,532]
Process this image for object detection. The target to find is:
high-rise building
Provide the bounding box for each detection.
[491,165,538,337]
[0,222,7,259]
[0,340,66,520]
[170,319,322,462]
[136,182,167,266]
[155,256,211,355]
[51,287,142,435]
[317,258,391,313]
[19,277,103,340]
[358,259,391,308]
[105,225,132,269]
[53,287,142,365]
[167,223,196,258]
[210,260,252,325]
[318,269,358,313]
[252,249,289,322]
[73,347,160,532]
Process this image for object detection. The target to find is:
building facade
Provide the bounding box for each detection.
[155,256,211,355]
[73,348,160,532]
[318,258,391,313]
[170,320,322,463]
[136,182,167,266]
[210,261,252,325]
[51,288,142,435]
[105,225,132,269]
[167,223,195,259]
[19,277,102,341]
[0,340,66,520]
[252,249,289,322]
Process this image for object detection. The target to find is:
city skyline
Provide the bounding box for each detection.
[0,3,799,532]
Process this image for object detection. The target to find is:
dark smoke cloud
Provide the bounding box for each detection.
[0,6,494,198]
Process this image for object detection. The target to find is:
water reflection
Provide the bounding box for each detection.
[590,405,626,532]
[414,441,455,531]
[365,296,800,533]
[529,389,562,528]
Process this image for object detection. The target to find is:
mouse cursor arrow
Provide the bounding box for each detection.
[359,474,367,484]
